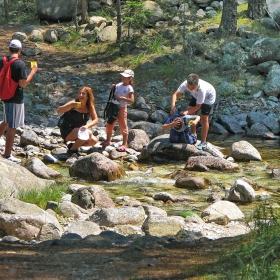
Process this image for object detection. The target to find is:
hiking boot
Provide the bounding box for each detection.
[197,141,206,150]
[4,155,21,163]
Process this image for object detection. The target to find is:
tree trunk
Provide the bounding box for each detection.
[81,0,87,23]
[74,0,79,32]
[4,0,9,23]
[218,0,238,36]
[116,0,122,44]
[247,0,267,19]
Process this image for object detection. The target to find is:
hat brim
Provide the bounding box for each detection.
[120,73,132,78]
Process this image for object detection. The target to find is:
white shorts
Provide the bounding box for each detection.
[3,102,25,128]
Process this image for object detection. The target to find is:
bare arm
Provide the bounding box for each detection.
[163,118,181,130]
[56,100,78,114]
[170,91,181,115]
[18,64,38,88]
[83,106,99,129]
[116,92,134,104]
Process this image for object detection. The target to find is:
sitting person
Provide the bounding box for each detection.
[56,86,98,155]
[163,114,200,144]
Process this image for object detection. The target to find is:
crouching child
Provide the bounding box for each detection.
[163,114,200,144]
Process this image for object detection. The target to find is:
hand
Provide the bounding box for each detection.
[115,93,121,100]
[180,110,188,115]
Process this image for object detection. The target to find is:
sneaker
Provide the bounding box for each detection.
[4,155,21,163]
[197,141,206,150]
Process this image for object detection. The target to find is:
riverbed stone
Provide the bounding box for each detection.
[227,179,255,203]
[201,201,245,222]
[142,216,184,237]
[127,129,150,151]
[89,206,146,227]
[23,157,62,179]
[230,140,262,161]
[175,177,209,189]
[185,156,240,171]
[71,186,115,209]
[64,221,102,238]
[69,152,125,181]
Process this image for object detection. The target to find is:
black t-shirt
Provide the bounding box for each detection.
[0,55,27,103]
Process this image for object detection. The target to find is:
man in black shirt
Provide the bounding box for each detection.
[0,39,38,163]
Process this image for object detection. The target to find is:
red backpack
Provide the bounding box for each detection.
[0,56,20,100]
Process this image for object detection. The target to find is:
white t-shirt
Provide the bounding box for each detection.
[177,79,216,105]
[115,82,134,107]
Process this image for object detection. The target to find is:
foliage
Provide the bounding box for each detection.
[181,211,198,218]
[122,0,153,37]
[18,183,68,210]
[0,0,39,24]
[221,204,280,280]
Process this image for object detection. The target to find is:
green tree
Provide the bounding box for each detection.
[122,0,152,38]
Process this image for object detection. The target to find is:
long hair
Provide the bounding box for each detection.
[76,86,94,110]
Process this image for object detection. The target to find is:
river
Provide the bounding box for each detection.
[57,134,280,220]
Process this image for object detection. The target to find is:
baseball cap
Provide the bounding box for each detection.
[120,69,134,78]
[9,39,22,49]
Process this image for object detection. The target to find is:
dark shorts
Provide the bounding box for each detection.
[60,127,74,141]
[189,97,213,115]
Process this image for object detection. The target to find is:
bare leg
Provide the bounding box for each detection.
[0,122,8,137]
[122,134,128,147]
[4,128,16,157]
[201,115,209,143]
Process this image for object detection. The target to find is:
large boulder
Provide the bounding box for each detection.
[139,134,197,161]
[37,0,85,21]
[0,198,63,241]
[250,38,280,64]
[69,152,125,181]
[227,179,255,203]
[0,158,55,198]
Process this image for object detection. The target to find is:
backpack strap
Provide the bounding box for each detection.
[107,85,116,101]
[103,85,117,120]
[3,56,19,67]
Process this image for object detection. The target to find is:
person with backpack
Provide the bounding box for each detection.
[0,39,38,163]
[163,114,200,144]
[56,86,98,156]
[170,73,216,150]
[101,69,134,152]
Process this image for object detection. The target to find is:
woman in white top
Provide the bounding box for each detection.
[101,69,135,152]
[170,73,216,150]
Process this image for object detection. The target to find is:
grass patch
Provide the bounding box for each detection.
[18,183,68,210]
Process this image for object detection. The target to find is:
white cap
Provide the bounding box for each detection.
[120,69,134,78]
[9,39,22,49]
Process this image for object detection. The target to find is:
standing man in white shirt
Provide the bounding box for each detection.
[170,73,216,150]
